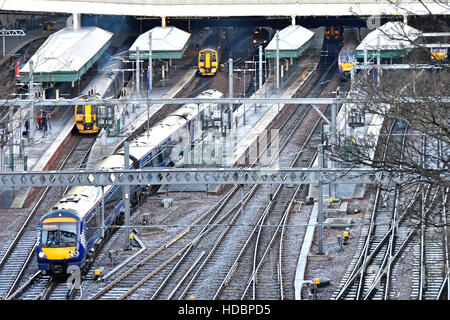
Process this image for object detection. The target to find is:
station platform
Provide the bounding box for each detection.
[0,18,68,209]
[86,64,197,168]
[166,44,322,194]
[2,46,198,209]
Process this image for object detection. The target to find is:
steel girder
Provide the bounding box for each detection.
[0,167,430,188]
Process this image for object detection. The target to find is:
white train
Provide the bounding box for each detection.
[36,89,223,274]
[338,27,361,80]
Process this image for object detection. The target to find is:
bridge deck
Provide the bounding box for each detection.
[1,0,447,18]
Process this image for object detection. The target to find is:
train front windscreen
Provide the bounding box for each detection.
[40,222,77,248]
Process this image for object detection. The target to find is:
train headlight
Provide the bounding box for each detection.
[70,250,80,258]
[38,251,47,259]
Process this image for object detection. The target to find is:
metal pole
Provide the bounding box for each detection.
[123,141,131,250]
[101,186,105,238]
[9,105,14,170]
[147,32,152,138]
[148,30,152,92]
[243,69,246,98]
[0,141,4,172]
[330,103,337,200]
[376,34,380,87]
[276,30,280,92]
[228,58,233,125]
[259,45,263,91]
[29,60,34,142]
[350,65,355,87]
[136,46,140,100]
[317,144,324,255]
[364,45,367,65]
[240,184,244,215]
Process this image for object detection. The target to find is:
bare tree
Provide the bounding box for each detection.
[330,4,449,227]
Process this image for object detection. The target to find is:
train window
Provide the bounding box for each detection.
[211,54,217,62]
[41,222,77,248]
[85,213,97,240]
[76,105,83,115]
[164,145,173,158]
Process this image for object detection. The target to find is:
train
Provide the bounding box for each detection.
[36,89,224,275]
[325,26,343,42]
[198,31,227,76]
[252,27,272,48]
[74,47,127,134]
[430,47,448,64]
[338,28,360,80]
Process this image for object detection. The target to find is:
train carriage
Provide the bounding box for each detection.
[431,47,448,64]
[36,89,223,275]
[338,28,360,80]
[252,27,273,48]
[198,31,227,76]
[75,48,127,134]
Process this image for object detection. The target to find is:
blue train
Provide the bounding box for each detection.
[36,89,223,274]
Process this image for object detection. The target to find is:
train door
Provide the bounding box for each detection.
[83,104,96,131]
[205,51,211,70]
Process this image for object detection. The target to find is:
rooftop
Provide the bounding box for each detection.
[128,26,191,60]
[265,25,315,58]
[19,26,113,82]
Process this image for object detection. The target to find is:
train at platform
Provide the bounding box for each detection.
[338,28,360,80]
[198,31,227,76]
[430,47,448,64]
[74,48,127,134]
[36,89,223,275]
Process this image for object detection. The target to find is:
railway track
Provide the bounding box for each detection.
[2,134,96,300]
[331,122,412,299]
[332,123,449,300]
[87,57,337,300]
[214,67,332,300]
[410,133,448,300]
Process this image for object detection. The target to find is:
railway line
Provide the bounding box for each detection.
[331,123,449,300]
[214,64,335,300]
[0,134,96,300]
[0,16,446,303]
[85,54,338,300]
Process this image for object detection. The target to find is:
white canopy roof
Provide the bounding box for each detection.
[265,25,315,51]
[356,21,421,51]
[21,27,113,74]
[129,26,191,52]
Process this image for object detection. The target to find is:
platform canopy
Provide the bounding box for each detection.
[265,25,315,59]
[19,26,113,83]
[129,26,191,60]
[356,21,421,59]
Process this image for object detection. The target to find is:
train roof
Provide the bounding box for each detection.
[50,185,104,219]
[264,25,315,58]
[129,26,191,59]
[123,89,223,161]
[356,22,421,52]
[19,27,113,83]
[79,56,124,97]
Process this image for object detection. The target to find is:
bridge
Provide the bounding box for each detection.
[1,0,448,18]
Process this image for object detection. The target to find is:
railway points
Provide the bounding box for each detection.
[0,7,448,303]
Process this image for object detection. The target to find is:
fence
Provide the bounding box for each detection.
[1,153,28,172]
